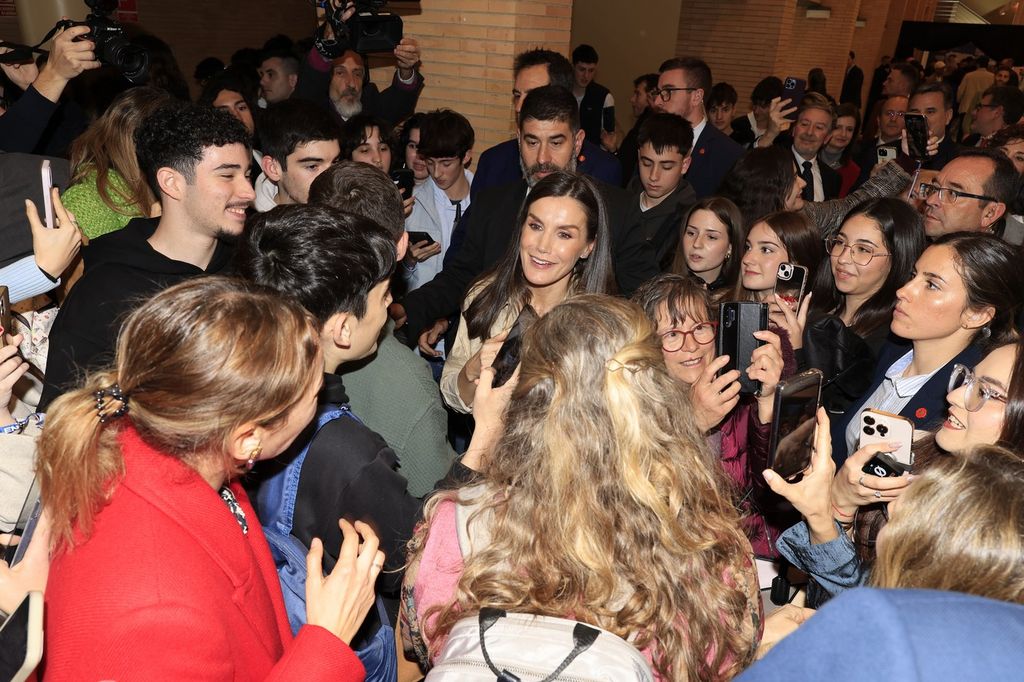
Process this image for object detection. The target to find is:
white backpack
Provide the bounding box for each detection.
[424,486,656,682]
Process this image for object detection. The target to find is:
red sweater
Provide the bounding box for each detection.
[42,427,365,681]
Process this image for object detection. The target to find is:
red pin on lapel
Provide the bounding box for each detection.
[915,407,928,419]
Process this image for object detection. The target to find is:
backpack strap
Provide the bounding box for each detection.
[261,403,354,536]
[478,607,601,682]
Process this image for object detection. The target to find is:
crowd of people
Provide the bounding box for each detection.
[2,3,1024,680]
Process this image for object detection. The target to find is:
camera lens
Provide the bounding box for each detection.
[106,37,149,84]
[864,415,875,425]
[878,425,888,436]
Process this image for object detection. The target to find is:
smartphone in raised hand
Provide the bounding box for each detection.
[772,262,808,312]
[40,160,54,229]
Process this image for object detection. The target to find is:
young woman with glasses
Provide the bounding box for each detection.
[761,336,1024,604]
[828,231,1023,466]
[804,199,927,412]
[633,274,792,558]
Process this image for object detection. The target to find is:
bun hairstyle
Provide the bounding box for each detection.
[414,294,757,680]
[38,277,321,550]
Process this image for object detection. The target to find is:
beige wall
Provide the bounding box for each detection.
[570,0,682,134]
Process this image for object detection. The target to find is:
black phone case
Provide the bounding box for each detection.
[717,301,768,395]
[490,306,536,388]
[768,369,824,480]
[407,231,436,246]
[390,168,415,199]
[905,113,929,159]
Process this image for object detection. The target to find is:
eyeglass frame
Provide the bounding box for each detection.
[824,236,891,266]
[947,363,1009,412]
[651,86,698,102]
[917,182,997,205]
[660,321,718,353]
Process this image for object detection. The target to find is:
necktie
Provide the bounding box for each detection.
[800,160,814,201]
[451,199,463,228]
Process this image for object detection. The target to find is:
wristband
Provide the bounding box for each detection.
[0,413,44,434]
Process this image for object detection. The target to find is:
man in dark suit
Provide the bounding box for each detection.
[571,44,615,148]
[791,93,841,201]
[391,86,648,353]
[908,82,959,171]
[839,50,864,112]
[471,48,621,197]
[963,85,1024,148]
[652,57,743,198]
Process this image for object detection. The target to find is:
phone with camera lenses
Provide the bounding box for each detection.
[390,168,415,200]
[716,301,768,395]
[772,263,808,312]
[781,77,806,122]
[859,409,914,477]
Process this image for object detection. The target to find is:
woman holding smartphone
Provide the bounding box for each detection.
[770,339,1024,601]
[731,211,822,350]
[633,274,791,557]
[441,171,615,412]
[829,232,1023,464]
[39,278,382,680]
[669,196,745,293]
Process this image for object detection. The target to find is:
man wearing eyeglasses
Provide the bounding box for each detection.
[918,149,1016,238]
[853,95,908,189]
[652,56,743,198]
[962,85,1024,148]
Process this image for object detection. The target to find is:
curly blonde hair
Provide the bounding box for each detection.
[411,294,758,680]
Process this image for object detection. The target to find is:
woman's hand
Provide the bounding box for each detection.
[0,337,29,425]
[690,354,742,432]
[462,365,518,471]
[763,408,838,544]
[305,519,384,645]
[757,604,815,659]
[769,292,810,351]
[26,189,85,279]
[0,510,51,616]
[830,443,912,515]
[457,331,508,408]
[757,97,796,147]
[749,330,785,424]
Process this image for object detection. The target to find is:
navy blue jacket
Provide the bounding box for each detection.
[830,340,983,465]
[470,138,622,199]
[686,122,745,198]
[739,588,1024,682]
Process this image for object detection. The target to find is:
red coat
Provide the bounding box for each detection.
[42,427,365,681]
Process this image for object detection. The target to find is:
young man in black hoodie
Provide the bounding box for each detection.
[624,111,697,271]
[39,103,254,410]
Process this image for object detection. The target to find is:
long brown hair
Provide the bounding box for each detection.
[37,277,321,551]
[870,445,1024,604]
[411,294,758,680]
[731,210,822,302]
[69,86,170,217]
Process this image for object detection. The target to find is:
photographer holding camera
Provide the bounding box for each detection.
[0,21,99,155]
[295,0,423,128]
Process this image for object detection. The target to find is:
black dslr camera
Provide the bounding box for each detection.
[57,0,149,84]
[316,0,404,58]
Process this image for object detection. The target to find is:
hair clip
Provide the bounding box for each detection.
[95,383,130,424]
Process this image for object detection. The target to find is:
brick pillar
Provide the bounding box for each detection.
[369,0,574,155]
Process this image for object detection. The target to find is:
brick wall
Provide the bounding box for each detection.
[368,0,574,154]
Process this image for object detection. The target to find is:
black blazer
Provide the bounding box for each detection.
[820,161,842,200]
[829,340,983,465]
[686,122,745,198]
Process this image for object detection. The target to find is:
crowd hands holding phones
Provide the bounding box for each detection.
[1,3,1024,679]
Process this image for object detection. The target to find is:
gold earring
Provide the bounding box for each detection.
[245,445,263,470]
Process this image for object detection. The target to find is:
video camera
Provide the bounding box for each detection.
[57,0,149,84]
[315,0,404,58]
[0,0,148,84]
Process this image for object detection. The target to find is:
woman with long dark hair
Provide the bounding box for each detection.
[441,170,616,412]
[670,196,745,293]
[829,232,1024,464]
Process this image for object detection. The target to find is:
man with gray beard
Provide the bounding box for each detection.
[294,7,423,128]
[391,85,655,354]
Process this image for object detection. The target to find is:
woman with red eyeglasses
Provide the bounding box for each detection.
[633,274,793,559]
